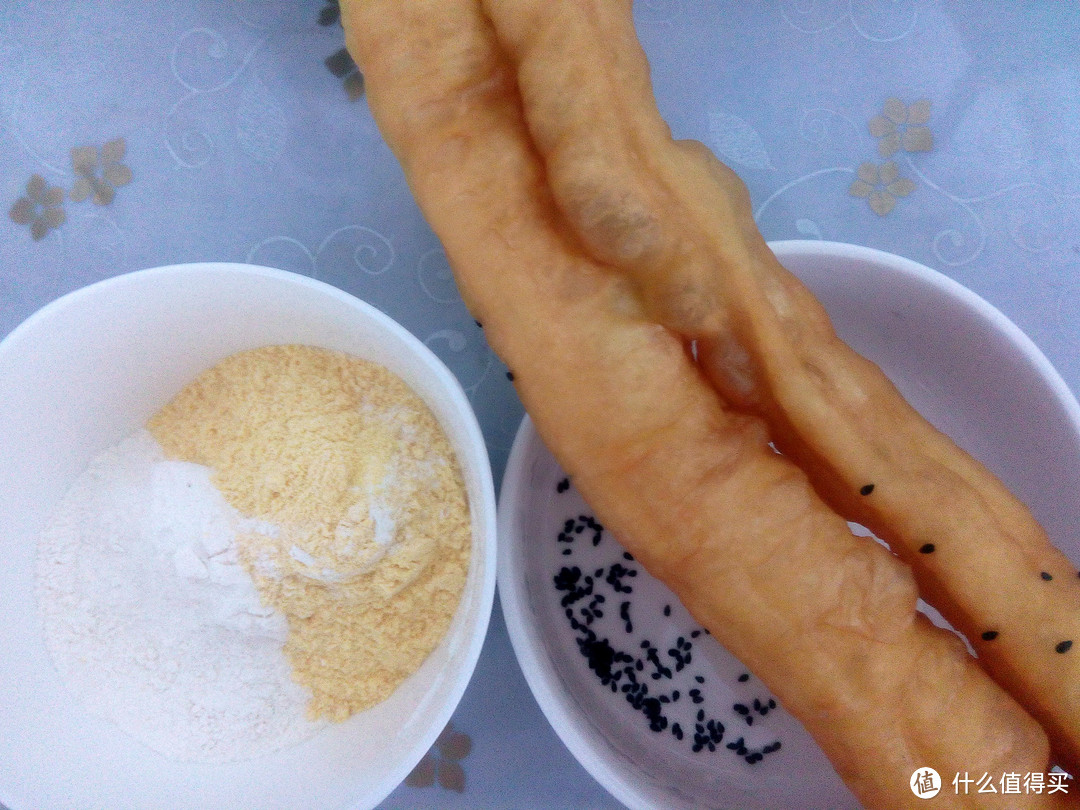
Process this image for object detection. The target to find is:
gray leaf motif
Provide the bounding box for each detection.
[707,110,776,171]
[795,218,824,240]
[237,76,288,164]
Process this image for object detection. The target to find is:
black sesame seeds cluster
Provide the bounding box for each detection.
[551,478,783,765]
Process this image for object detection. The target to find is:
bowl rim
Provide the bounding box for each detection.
[499,415,653,809]
[0,261,498,810]
[768,240,1080,435]
[496,240,1080,809]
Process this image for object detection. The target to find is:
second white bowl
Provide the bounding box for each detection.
[497,241,1080,810]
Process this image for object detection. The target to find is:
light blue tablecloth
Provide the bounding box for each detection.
[2,2,1078,807]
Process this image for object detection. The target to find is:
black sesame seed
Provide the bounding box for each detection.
[1042,571,1054,581]
[860,483,875,496]
[474,320,483,328]
[981,630,999,641]
[506,371,515,381]
[919,543,935,554]
[767,699,776,709]
[733,703,749,715]
[554,515,794,760]
[1057,640,1073,654]
[556,477,570,493]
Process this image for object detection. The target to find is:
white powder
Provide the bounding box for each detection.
[35,430,324,762]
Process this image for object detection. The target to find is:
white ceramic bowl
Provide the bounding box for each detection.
[497,241,1080,810]
[0,263,497,810]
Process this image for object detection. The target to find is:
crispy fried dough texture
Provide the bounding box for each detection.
[477,0,1080,773]
[341,1,1078,806]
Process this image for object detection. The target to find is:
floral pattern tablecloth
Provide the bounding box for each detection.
[2,2,1079,808]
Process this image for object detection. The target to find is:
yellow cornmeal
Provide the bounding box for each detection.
[147,345,471,721]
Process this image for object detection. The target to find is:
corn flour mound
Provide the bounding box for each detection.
[148,345,472,722]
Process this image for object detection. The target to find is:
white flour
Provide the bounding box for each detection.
[35,429,324,762]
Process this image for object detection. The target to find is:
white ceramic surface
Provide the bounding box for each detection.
[497,241,1080,810]
[0,263,498,810]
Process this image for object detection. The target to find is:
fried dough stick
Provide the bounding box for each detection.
[479,0,1080,770]
[339,2,1074,806]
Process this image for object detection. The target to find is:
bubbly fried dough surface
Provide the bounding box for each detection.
[479,0,1080,773]
[341,1,1077,806]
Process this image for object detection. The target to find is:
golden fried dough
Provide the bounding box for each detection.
[341,1,1077,806]
[481,0,1080,772]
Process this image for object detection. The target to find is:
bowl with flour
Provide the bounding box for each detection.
[0,263,497,810]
